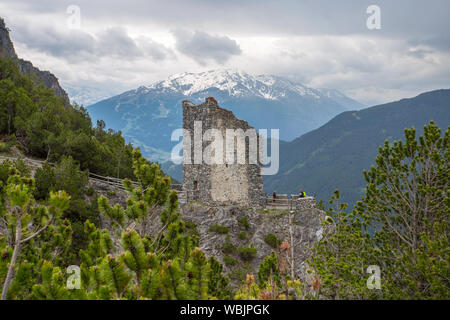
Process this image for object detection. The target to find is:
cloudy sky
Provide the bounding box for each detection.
[1,0,449,105]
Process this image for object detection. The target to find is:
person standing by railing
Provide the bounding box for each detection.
[299,189,306,198]
[273,189,277,203]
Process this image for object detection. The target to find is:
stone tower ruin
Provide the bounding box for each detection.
[182,97,264,207]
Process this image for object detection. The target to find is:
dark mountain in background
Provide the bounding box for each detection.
[318,88,365,110]
[0,18,70,105]
[264,89,450,208]
[87,69,360,162]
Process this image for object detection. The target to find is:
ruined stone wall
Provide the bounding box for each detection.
[295,197,316,211]
[182,97,264,207]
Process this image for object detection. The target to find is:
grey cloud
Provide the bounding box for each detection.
[11,23,174,62]
[408,36,450,53]
[97,27,141,57]
[13,24,96,58]
[173,29,242,65]
[2,0,450,106]
[136,36,175,61]
[5,0,450,38]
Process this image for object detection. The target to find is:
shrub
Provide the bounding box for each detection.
[229,262,253,282]
[257,252,282,286]
[209,224,229,234]
[34,156,88,200]
[223,255,238,266]
[185,220,200,247]
[0,159,12,184]
[238,216,250,230]
[238,231,247,240]
[86,186,94,196]
[238,245,257,261]
[0,141,11,153]
[222,235,236,254]
[264,233,281,249]
[34,163,55,200]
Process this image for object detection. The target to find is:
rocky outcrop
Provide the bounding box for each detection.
[0,18,70,105]
[295,197,316,211]
[180,203,327,287]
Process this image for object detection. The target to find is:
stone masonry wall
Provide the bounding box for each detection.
[182,97,264,207]
[295,197,316,211]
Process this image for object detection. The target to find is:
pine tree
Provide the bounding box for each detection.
[308,190,377,300]
[357,121,449,299]
[308,122,449,299]
[0,162,71,300]
[77,148,223,299]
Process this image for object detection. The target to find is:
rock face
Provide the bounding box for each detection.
[295,197,316,211]
[181,203,327,287]
[0,18,70,105]
[182,97,264,208]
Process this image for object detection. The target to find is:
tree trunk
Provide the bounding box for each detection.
[288,210,295,280]
[1,215,22,300]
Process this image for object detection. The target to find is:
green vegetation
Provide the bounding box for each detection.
[207,257,232,300]
[222,235,236,254]
[264,233,281,249]
[0,141,12,153]
[229,262,253,283]
[209,224,229,234]
[237,216,250,230]
[33,156,99,261]
[238,231,247,240]
[223,255,238,266]
[0,149,231,299]
[237,245,257,261]
[308,122,449,299]
[0,162,71,299]
[257,252,282,287]
[0,58,134,179]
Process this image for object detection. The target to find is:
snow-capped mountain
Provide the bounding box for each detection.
[87,69,362,161]
[147,69,322,101]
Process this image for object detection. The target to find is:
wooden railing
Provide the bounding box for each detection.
[0,155,180,194]
[265,194,314,209]
[1,156,314,207]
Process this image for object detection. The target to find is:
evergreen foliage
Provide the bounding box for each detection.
[0,161,71,299]
[309,122,449,299]
[0,58,134,179]
[75,148,225,299]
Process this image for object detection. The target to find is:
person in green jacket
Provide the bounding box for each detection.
[299,189,306,198]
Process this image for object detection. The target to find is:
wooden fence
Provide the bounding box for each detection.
[0,155,178,193]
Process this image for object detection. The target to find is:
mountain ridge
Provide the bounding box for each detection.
[0,18,70,105]
[264,88,450,206]
[87,69,361,161]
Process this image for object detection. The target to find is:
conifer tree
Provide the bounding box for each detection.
[77,148,221,299]
[357,121,449,299]
[308,190,376,300]
[309,122,449,299]
[0,162,71,299]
